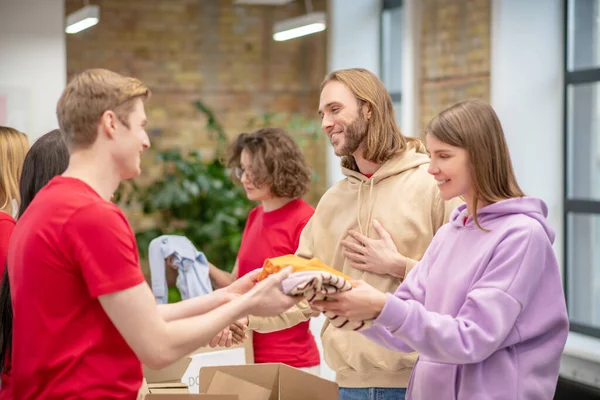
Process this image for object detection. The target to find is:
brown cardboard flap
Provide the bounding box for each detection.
[148,387,191,394]
[145,395,238,399]
[146,380,190,395]
[144,356,192,383]
[199,364,279,396]
[148,382,189,389]
[199,363,338,400]
[206,371,271,400]
[277,364,338,400]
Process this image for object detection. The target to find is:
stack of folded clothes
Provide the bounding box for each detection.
[257,255,372,331]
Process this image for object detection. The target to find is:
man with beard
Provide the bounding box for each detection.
[242,68,461,400]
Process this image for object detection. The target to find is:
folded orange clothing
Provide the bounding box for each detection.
[257,254,352,282]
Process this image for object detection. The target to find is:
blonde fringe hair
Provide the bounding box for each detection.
[425,99,525,230]
[0,127,29,216]
[57,68,151,149]
[320,68,426,169]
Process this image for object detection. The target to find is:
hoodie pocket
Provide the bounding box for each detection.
[407,360,458,400]
[321,323,351,371]
[321,323,416,374]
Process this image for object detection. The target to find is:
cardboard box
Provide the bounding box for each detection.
[147,382,190,394]
[144,356,193,384]
[139,352,193,398]
[140,337,254,397]
[206,371,272,400]
[185,338,254,394]
[199,363,339,400]
[138,378,189,398]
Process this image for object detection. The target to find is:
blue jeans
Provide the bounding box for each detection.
[339,387,406,400]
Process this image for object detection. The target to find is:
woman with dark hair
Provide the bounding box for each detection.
[0,129,69,399]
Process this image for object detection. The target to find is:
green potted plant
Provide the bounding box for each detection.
[115,100,324,302]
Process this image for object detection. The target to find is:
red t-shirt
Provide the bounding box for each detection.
[0,212,15,399]
[237,198,320,368]
[7,176,145,400]
[0,212,15,275]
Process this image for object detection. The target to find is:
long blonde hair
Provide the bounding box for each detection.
[0,127,29,216]
[321,68,426,169]
[425,99,525,230]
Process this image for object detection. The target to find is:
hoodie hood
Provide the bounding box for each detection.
[342,147,431,185]
[340,148,431,236]
[450,197,555,243]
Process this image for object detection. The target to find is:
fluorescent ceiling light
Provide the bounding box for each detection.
[65,4,100,34]
[273,11,326,41]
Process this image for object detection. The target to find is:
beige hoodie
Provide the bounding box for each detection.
[247,147,462,388]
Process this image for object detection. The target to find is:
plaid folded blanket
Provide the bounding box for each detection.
[258,255,373,331]
[281,273,373,331]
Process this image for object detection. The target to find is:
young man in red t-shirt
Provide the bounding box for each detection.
[7,69,299,400]
[209,128,321,374]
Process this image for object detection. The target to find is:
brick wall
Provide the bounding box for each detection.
[420,0,491,133]
[65,0,328,212]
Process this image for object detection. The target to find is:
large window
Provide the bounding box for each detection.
[564,0,600,338]
[381,0,403,125]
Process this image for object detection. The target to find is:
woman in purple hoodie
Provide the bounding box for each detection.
[316,99,569,400]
